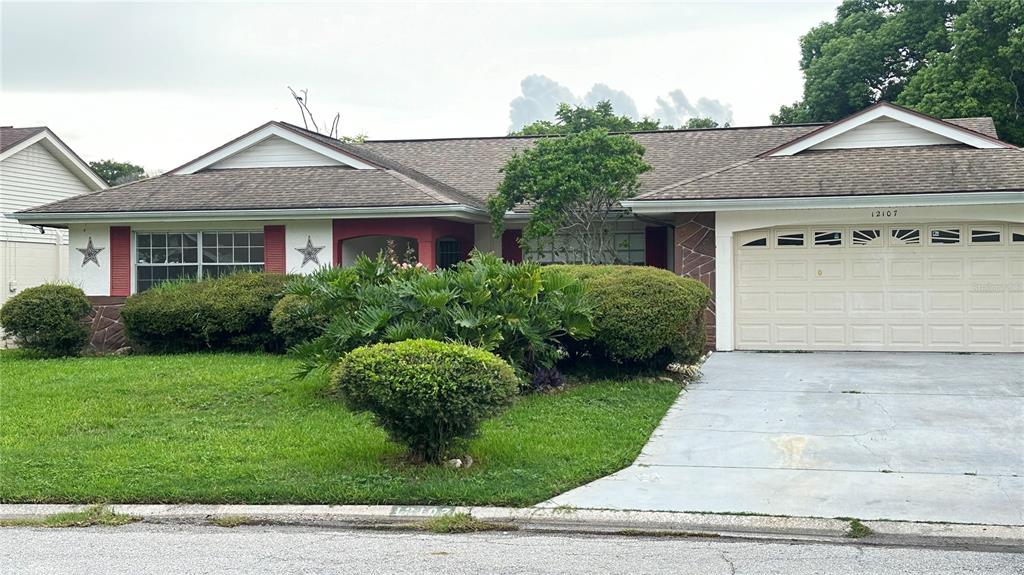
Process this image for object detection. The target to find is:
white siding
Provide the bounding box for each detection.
[0,240,68,307]
[208,135,345,169]
[810,117,958,150]
[0,142,92,243]
[68,224,111,296]
[285,220,333,273]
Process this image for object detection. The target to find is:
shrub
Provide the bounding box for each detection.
[0,284,91,357]
[121,272,289,353]
[545,265,712,368]
[334,339,519,463]
[287,252,594,377]
[270,294,324,349]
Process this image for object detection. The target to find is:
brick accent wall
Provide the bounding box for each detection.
[501,229,523,263]
[675,212,716,349]
[85,296,128,354]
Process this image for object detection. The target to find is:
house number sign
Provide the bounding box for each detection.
[869,209,899,218]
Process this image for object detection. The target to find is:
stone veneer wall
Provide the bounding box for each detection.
[86,296,129,354]
[674,212,716,349]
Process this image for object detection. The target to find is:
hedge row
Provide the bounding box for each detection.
[545,265,712,368]
[121,272,289,353]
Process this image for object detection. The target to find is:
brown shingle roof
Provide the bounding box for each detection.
[356,124,825,204]
[635,145,1024,201]
[0,126,46,153]
[943,117,1000,139]
[21,166,458,213]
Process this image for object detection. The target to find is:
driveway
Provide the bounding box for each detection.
[544,352,1024,525]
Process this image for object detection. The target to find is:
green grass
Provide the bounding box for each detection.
[846,518,873,539]
[420,512,515,533]
[0,352,680,507]
[0,505,139,528]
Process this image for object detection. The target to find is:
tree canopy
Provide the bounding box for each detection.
[774,0,1022,145]
[488,128,651,264]
[88,159,146,186]
[513,101,665,136]
[897,0,1024,145]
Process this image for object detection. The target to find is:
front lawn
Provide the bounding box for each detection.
[0,352,680,506]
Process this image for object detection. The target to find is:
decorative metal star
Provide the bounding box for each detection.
[295,235,325,267]
[76,236,104,267]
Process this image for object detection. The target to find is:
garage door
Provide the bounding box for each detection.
[734,222,1024,352]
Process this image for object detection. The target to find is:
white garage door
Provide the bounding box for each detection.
[734,222,1024,352]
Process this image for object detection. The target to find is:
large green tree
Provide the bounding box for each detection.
[488,128,651,264]
[897,0,1023,145]
[88,159,146,186]
[513,101,665,136]
[772,0,966,124]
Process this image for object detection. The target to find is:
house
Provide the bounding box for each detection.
[0,127,107,308]
[15,103,1024,353]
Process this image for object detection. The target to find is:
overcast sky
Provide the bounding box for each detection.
[1,1,840,173]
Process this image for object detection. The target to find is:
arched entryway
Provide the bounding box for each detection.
[340,235,418,266]
[332,218,474,270]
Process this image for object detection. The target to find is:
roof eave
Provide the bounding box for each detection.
[623,190,1024,213]
[13,204,489,226]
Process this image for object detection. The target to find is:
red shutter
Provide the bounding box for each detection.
[501,229,523,263]
[645,226,669,269]
[264,225,286,273]
[109,226,131,296]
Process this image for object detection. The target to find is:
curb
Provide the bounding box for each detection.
[1,504,1021,550]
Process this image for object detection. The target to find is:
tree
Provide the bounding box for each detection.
[488,128,652,264]
[88,159,146,186]
[513,101,666,136]
[897,0,1023,145]
[287,86,367,142]
[772,0,966,124]
[683,117,722,129]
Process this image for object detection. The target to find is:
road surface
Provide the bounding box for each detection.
[1,524,1020,574]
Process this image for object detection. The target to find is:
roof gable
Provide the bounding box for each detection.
[766,102,1014,157]
[0,127,107,191]
[172,123,379,174]
[208,134,346,170]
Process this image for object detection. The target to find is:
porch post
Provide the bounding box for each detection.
[417,233,436,269]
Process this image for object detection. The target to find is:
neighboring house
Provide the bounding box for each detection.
[16,103,1024,353]
[0,127,107,307]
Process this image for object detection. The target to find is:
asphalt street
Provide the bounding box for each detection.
[1,524,1021,574]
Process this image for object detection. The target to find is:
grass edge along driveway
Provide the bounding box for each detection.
[0,352,680,507]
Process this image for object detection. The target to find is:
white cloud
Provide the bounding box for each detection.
[1,1,840,170]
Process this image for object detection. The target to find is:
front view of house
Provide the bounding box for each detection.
[16,103,1024,353]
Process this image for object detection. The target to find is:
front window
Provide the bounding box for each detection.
[525,231,646,265]
[135,231,264,292]
[436,237,461,269]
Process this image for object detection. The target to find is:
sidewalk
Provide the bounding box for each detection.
[2,504,1021,550]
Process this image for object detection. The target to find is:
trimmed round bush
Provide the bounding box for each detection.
[270,294,324,349]
[0,284,91,357]
[333,339,519,463]
[545,265,712,368]
[121,272,289,353]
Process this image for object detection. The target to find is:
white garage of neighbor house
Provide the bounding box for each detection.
[15,102,1024,353]
[0,126,107,308]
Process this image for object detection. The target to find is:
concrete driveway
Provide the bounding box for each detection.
[544,352,1024,525]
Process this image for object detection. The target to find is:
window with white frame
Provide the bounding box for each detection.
[525,231,646,264]
[135,231,264,292]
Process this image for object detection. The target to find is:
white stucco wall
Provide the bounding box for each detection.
[713,203,1024,351]
[67,224,111,296]
[284,220,333,273]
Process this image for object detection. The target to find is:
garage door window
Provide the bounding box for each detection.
[776,231,805,247]
[970,228,1001,244]
[813,231,842,247]
[890,228,920,246]
[852,229,882,246]
[1013,228,1024,243]
[930,228,961,245]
